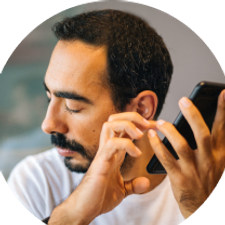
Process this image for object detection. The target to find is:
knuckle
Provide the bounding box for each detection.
[204,158,214,170]
[102,122,110,130]
[134,111,142,118]
[176,141,189,154]
[199,131,211,145]
[106,137,116,148]
[108,114,116,122]
[127,138,134,146]
[106,138,133,151]
[123,121,131,127]
[129,112,142,121]
[123,139,136,153]
[176,141,193,158]
[122,138,133,148]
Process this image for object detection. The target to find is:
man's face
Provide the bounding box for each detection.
[42,40,118,173]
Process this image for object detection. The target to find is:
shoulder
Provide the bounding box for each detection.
[7,149,64,218]
[8,148,64,183]
[7,147,84,194]
[7,148,84,219]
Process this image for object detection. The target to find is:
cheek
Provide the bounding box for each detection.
[66,101,118,146]
[67,112,109,146]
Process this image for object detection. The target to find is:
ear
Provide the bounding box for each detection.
[124,91,158,120]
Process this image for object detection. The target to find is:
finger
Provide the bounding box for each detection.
[108,112,156,130]
[99,121,144,147]
[124,177,150,196]
[211,89,225,149]
[178,97,211,157]
[148,129,180,176]
[155,120,195,165]
[98,137,142,160]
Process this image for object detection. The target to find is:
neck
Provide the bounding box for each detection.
[121,131,166,193]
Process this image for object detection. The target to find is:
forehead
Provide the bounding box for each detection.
[45,40,108,96]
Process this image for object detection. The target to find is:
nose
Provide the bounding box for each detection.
[42,101,69,135]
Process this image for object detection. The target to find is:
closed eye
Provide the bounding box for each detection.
[46,96,81,114]
[65,104,81,114]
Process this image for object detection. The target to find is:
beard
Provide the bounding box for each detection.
[51,133,95,173]
[51,133,136,175]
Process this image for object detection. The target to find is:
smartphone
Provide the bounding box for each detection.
[147,81,225,174]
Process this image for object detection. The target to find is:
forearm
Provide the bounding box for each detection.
[46,177,98,225]
[46,203,92,225]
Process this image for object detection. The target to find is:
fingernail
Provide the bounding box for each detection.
[157,120,165,126]
[180,97,191,108]
[148,129,156,137]
[136,127,143,136]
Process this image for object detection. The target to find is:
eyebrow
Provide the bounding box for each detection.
[43,81,93,105]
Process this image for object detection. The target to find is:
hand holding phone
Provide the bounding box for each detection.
[147,84,225,218]
[147,81,225,174]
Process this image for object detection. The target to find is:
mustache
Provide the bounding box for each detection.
[51,133,91,160]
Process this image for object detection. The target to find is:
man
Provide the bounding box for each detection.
[8,9,225,225]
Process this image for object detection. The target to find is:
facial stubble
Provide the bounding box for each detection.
[51,133,136,175]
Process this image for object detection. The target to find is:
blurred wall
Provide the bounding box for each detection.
[0,6,85,178]
[0,1,224,179]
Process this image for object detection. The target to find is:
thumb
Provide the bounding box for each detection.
[124,177,150,196]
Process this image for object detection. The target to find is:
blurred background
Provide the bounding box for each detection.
[0,1,224,179]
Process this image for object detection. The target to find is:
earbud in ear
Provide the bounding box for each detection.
[143,108,149,116]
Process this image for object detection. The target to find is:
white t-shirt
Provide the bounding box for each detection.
[8,148,184,225]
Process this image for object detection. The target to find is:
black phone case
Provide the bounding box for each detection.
[147,81,225,174]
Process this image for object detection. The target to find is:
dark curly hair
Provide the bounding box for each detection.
[52,9,173,119]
